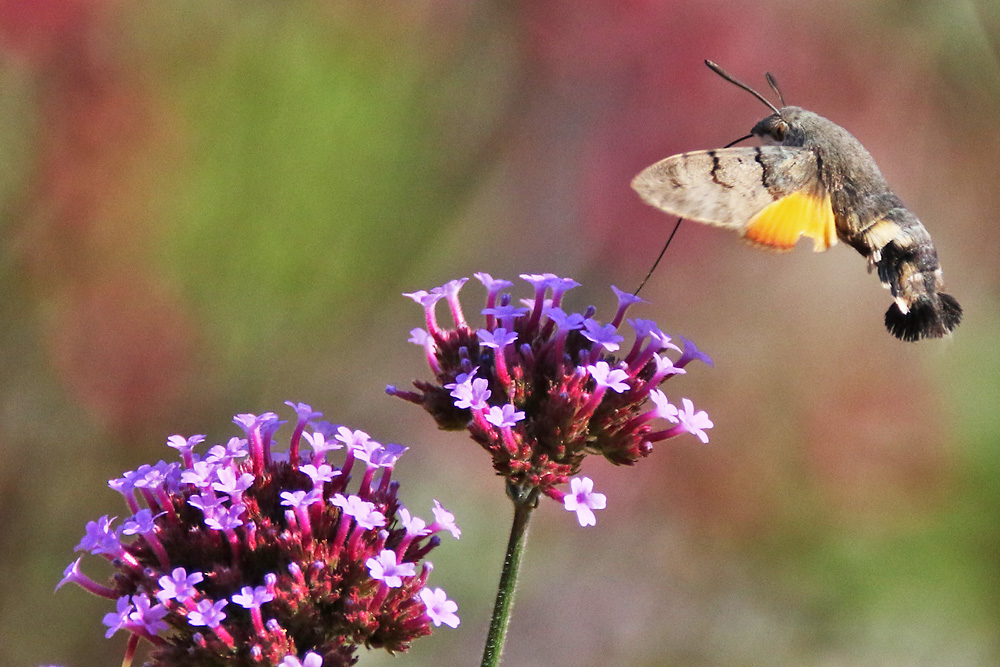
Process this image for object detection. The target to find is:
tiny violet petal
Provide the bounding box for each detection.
[280,652,324,667]
[485,404,525,428]
[676,398,714,443]
[430,500,461,539]
[581,319,625,352]
[366,550,416,588]
[187,598,228,628]
[587,361,631,392]
[419,587,460,628]
[477,327,518,349]
[563,477,607,527]
[102,596,133,638]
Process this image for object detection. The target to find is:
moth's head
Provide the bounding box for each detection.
[751,107,808,147]
[705,61,811,146]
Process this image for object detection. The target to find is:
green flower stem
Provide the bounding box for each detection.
[480,499,535,667]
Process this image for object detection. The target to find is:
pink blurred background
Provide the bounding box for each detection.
[2,1,998,665]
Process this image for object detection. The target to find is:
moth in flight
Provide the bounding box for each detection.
[632,60,961,341]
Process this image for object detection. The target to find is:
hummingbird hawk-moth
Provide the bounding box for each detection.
[632,60,962,341]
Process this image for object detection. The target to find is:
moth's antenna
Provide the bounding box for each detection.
[633,131,755,297]
[765,72,786,107]
[704,60,780,115]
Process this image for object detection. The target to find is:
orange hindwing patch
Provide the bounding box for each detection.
[744,190,836,252]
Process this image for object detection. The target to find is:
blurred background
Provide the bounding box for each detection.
[1,0,998,665]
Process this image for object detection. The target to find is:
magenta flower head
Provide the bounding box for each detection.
[57,403,459,667]
[388,273,712,521]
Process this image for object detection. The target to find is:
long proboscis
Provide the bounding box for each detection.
[632,131,756,297]
[634,62,791,296]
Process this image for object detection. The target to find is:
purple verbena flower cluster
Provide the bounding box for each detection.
[388,273,713,525]
[58,403,460,667]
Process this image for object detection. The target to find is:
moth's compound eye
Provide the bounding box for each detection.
[772,121,787,142]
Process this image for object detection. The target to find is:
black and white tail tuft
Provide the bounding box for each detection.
[884,292,962,341]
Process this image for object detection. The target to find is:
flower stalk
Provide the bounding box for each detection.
[392,272,715,663]
[481,497,535,667]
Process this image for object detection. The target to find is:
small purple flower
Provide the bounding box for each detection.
[419,587,461,628]
[134,461,177,493]
[370,443,408,469]
[408,327,431,346]
[157,567,204,603]
[437,277,470,328]
[677,336,714,368]
[203,504,246,532]
[477,327,518,350]
[485,404,525,429]
[232,413,258,435]
[332,494,386,530]
[648,389,678,422]
[280,489,324,509]
[301,430,342,460]
[610,286,645,327]
[628,317,660,341]
[107,474,138,512]
[587,361,630,392]
[519,272,552,292]
[348,437,383,465]
[166,433,206,452]
[232,584,274,609]
[403,289,442,309]
[451,376,492,411]
[129,593,169,635]
[562,477,607,527]
[674,398,714,443]
[57,558,115,598]
[429,500,461,539]
[547,276,580,306]
[285,401,322,423]
[180,460,218,488]
[474,272,513,301]
[481,303,529,328]
[187,598,228,628]
[581,319,625,352]
[167,434,205,467]
[334,427,371,451]
[55,559,83,592]
[478,327,519,384]
[221,436,250,459]
[650,352,685,380]
[545,306,586,331]
[75,515,122,557]
[279,652,324,667]
[299,463,339,486]
[579,361,631,417]
[121,509,159,536]
[102,596,133,638]
[188,492,224,515]
[398,508,428,537]
[403,289,445,335]
[366,550,416,588]
[212,467,255,499]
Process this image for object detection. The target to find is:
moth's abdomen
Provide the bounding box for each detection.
[884,292,962,342]
[873,208,962,341]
